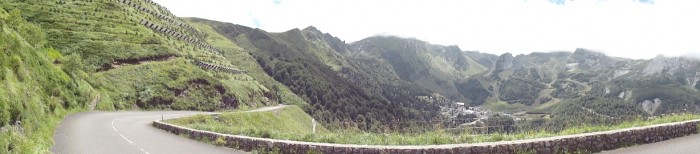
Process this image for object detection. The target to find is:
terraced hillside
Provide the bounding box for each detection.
[0,0,289,111]
[4,0,700,153]
[1,0,494,134]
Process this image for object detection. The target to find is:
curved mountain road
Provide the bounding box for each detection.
[51,106,287,154]
[50,105,697,154]
[601,134,700,154]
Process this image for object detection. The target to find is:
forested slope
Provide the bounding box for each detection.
[191,18,446,130]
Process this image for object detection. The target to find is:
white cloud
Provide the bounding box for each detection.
[154,0,700,59]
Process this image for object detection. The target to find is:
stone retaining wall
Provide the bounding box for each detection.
[139,19,222,55]
[120,0,221,54]
[118,0,198,33]
[153,118,700,154]
[194,61,247,74]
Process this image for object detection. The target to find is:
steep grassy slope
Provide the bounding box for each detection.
[92,58,244,111]
[183,17,308,108]
[0,9,95,153]
[1,0,278,110]
[0,0,307,152]
[464,50,499,69]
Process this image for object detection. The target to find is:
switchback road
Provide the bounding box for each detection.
[50,111,243,154]
[52,105,288,154]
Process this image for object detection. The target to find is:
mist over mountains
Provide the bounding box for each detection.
[1,1,699,152]
[204,14,700,117]
[189,14,700,125]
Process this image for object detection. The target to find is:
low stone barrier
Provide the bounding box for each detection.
[139,19,222,56]
[119,0,198,33]
[153,117,700,154]
[194,61,247,74]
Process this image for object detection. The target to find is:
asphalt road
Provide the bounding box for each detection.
[601,134,700,154]
[55,105,698,154]
[50,111,246,154]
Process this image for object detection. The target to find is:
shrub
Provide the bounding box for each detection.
[214,137,226,147]
[142,37,161,44]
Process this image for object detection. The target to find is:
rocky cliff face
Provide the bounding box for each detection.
[302,26,349,53]
[461,48,700,117]
[494,53,515,70]
[486,53,514,77]
[567,48,621,69]
[643,55,700,76]
[640,98,663,114]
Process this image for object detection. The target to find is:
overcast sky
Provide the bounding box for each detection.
[153,0,700,59]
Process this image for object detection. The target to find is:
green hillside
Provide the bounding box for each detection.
[1,0,282,111]
[2,0,700,152]
[349,36,489,101]
[0,0,297,152]
[190,18,444,130]
[0,8,95,153]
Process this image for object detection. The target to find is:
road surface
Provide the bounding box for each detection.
[51,105,697,154]
[51,105,289,154]
[601,134,700,154]
[245,105,288,112]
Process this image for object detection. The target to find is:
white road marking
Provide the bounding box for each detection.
[140,148,151,154]
[112,120,117,132]
[116,118,149,154]
[119,133,134,144]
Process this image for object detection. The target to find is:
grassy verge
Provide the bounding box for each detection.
[168,108,700,145]
[167,106,328,139]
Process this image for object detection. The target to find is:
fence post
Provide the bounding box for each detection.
[312,118,316,134]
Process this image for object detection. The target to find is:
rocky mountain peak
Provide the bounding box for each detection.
[297,26,350,53]
[303,26,321,34]
[567,48,615,68]
[322,33,348,53]
[283,28,305,39]
[643,55,700,76]
[494,53,515,70]
[286,28,302,34]
[486,53,515,77]
[304,27,348,53]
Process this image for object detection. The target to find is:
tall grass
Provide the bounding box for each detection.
[168,106,327,140]
[0,8,95,153]
[170,108,700,146]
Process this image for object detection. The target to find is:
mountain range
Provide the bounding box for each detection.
[1,0,699,151]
